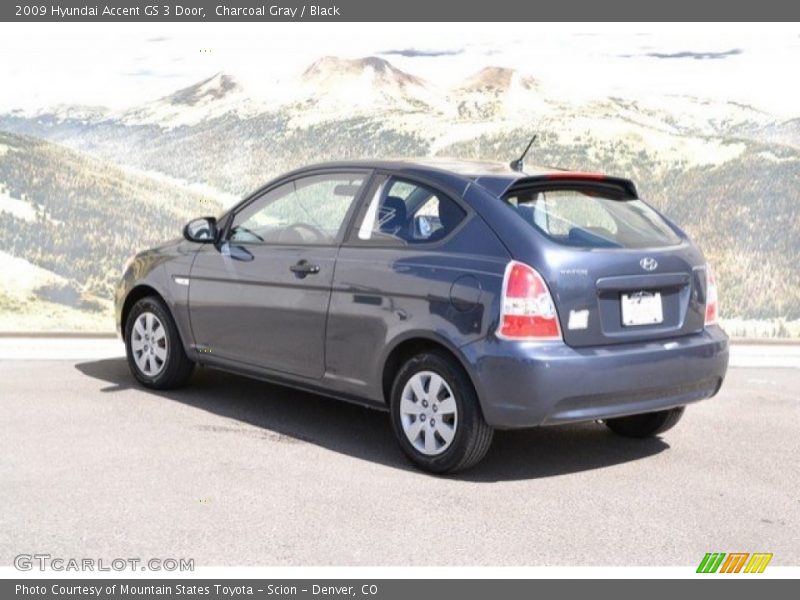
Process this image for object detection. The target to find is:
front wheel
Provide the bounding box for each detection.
[125,296,194,390]
[390,350,493,474]
[605,406,685,438]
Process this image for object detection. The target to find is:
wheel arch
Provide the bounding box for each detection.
[120,284,167,342]
[380,333,483,410]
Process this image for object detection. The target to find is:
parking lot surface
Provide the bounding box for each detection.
[1,350,798,566]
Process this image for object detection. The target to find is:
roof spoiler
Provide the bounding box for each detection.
[502,172,639,199]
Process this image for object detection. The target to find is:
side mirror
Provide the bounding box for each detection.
[183,217,217,243]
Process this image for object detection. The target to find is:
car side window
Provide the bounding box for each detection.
[357,177,465,245]
[229,173,366,245]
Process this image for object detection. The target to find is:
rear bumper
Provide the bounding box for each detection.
[460,326,729,429]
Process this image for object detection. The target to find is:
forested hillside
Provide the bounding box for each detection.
[0,131,221,328]
[2,56,799,333]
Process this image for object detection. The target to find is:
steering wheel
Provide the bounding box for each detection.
[286,222,326,243]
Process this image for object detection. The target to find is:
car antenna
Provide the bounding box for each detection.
[509,134,537,172]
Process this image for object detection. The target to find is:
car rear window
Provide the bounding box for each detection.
[503,184,681,249]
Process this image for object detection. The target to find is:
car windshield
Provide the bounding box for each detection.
[503,185,682,249]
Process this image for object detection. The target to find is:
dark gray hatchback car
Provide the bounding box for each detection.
[116,159,729,473]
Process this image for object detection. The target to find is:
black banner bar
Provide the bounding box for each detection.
[3,0,800,22]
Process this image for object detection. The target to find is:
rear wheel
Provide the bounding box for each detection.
[125,296,194,390]
[390,350,493,474]
[605,406,685,438]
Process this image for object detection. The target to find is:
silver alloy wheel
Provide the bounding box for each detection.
[130,311,168,377]
[399,370,458,456]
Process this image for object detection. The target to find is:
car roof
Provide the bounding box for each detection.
[294,158,607,197]
[293,158,639,198]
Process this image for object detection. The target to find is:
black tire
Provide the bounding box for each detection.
[389,350,493,474]
[605,406,685,438]
[124,296,194,390]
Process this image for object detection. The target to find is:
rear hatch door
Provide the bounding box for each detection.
[502,175,707,347]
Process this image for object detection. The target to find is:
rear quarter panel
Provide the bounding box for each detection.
[326,214,510,403]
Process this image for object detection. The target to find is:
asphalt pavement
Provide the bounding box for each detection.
[0,341,798,566]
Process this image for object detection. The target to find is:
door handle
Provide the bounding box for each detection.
[289,259,320,276]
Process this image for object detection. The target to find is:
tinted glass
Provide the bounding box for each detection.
[357,178,466,245]
[230,173,365,245]
[504,187,681,249]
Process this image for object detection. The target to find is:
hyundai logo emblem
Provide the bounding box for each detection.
[640,257,658,271]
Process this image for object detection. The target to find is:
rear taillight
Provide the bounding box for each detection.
[497,260,562,341]
[704,264,719,326]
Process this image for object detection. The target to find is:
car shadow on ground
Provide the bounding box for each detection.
[76,358,669,482]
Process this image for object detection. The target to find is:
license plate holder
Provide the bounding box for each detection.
[621,291,663,326]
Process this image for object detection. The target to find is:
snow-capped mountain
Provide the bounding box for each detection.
[119,72,259,127]
[79,57,444,127]
[3,53,797,191]
[2,54,799,169]
[450,66,547,120]
[458,66,539,94]
[8,54,796,148]
[292,56,436,117]
[302,56,426,93]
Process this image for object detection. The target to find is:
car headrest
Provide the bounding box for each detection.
[381,196,407,231]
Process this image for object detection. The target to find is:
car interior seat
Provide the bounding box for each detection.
[380,195,408,239]
[427,198,464,242]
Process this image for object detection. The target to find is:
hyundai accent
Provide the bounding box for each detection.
[115,159,729,473]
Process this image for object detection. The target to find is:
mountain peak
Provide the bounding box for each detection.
[461,66,538,92]
[302,56,426,89]
[121,72,248,128]
[166,72,241,107]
